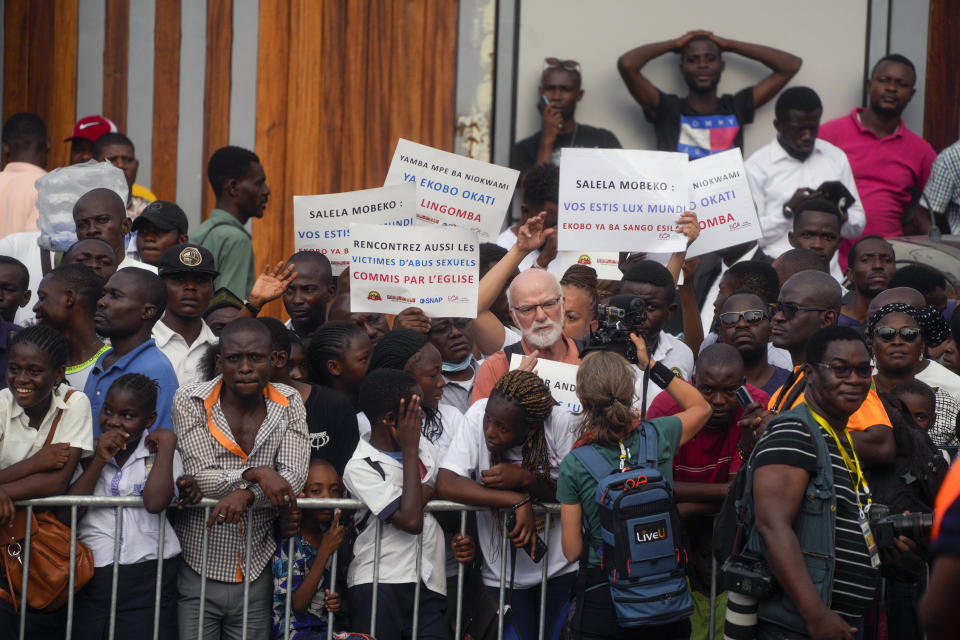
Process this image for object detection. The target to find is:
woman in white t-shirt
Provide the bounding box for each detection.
[0,325,93,636]
[437,369,577,640]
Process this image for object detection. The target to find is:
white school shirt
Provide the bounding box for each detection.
[0,384,93,468]
[152,319,219,385]
[343,437,447,595]
[745,137,865,259]
[440,399,577,588]
[356,404,465,455]
[77,431,183,567]
[633,331,695,411]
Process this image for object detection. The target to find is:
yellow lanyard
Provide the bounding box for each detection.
[808,407,872,511]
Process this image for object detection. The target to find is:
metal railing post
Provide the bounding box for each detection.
[18,504,32,640]
[326,547,338,640]
[412,533,423,640]
[497,522,508,640]
[538,512,550,640]
[108,506,123,640]
[284,535,295,640]
[66,505,78,640]
[454,510,466,640]
[241,515,253,640]
[153,510,166,640]
[371,519,382,638]
[198,506,211,640]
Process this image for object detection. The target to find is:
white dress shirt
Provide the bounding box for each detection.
[77,431,183,567]
[746,137,865,259]
[152,319,219,385]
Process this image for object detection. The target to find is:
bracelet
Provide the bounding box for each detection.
[512,495,531,511]
[242,299,261,316]
[736,443,747,461]
[648,361,676,388]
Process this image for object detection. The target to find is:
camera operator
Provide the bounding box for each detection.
[729,326,916,640]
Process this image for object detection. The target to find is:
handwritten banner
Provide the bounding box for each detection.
[684,148,762,258]
[383,138,519,241]
[349,222,479,317]
[293,184,415,275]
[557,148,690,253]
[509,354,581,413]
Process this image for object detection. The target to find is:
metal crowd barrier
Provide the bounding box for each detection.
[9,497,572,640]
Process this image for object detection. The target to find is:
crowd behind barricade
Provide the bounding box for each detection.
[3,29,960,640]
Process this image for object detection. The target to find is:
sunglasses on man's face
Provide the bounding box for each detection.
[718,310,767,327]
[769,302,829,321]
[873,326,921,343]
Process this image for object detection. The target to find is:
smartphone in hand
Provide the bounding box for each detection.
[734,385,753,409]
[505,510,548,562]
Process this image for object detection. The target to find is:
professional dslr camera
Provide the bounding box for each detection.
[719,551,773,598]
[581,294,646,364]
[868,503,934,549]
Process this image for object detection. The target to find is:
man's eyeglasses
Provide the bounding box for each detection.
[718,309,767,327]
[770,302,829,320]
[814,362,873,379]
[873,326,921,343]
[512,297,561,317]
[543,57,581,73]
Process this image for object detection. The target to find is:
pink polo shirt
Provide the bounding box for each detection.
[818,108,935,268]
[0,162,46,239]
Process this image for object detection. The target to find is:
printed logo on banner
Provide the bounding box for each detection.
[577,254,592,265]
[367,291,382,301]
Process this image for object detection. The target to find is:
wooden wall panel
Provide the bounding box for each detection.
[151,0,182,202]
[26,2,55,132]
[250,0,459,321]
[49,0,79,170]
[2,0,30,121]
[201,0,233,218]
[103,0,130,131]
[252,0,291,320]
[923,0,960,152]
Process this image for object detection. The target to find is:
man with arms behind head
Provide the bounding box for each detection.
[819,55,936,266]
[173,318,308,639]
[510,60,621,174]
[0,112,48,238]
[618,30,800,158]
[194,146,270,299]
[84,268,178,436]
[746,87,865,260]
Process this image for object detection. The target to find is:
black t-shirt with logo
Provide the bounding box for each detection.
[646,87,754,159]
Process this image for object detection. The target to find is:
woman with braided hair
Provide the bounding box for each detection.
[437,369,579,640]
[868,302,960,448]
[557,335,710,640]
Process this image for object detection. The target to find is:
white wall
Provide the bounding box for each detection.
[513,0,872,159]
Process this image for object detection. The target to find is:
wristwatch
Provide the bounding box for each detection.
[242,299,261,315]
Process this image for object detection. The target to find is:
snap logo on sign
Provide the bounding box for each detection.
[367,291,382,301]
[577,254,592,265]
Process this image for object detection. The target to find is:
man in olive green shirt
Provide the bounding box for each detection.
[193,146,270,299]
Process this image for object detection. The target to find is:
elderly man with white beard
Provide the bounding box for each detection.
[469,268,581,405]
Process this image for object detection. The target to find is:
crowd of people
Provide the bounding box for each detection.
[2,29,960,640]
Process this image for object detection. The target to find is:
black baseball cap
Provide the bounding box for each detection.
[132,201,189,235]
[158,243,219,278]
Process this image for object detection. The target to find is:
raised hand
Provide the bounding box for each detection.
[249,261,298,308]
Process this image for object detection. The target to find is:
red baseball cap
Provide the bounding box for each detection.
[64,115,118,143]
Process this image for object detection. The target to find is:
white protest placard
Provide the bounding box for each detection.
[293,184,415,275]
[349,223,479,317]
[383,138,519,241]
[555,251,622,280]
[509,354,581,413]
[684,148,762,258]
[557,148,690,253]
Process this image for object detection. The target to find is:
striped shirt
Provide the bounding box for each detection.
[173,377,309,583]
[751,415,880,625]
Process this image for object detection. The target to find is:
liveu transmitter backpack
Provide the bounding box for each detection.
[570,423,693,627]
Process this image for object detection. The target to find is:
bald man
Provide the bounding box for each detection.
[470,268,580,404]
[768,271,895,465]
[282,250,336,339]
[71,187,156,273]
[649,343,770,517]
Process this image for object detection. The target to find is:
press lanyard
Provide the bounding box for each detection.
[808,407,872,512]
[618,439,629,470]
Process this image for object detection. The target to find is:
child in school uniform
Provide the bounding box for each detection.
[272,458,346,639]
[343,368,449,640]
[70,373,182,640]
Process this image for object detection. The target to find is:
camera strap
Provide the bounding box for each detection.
[639,365,649,422]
